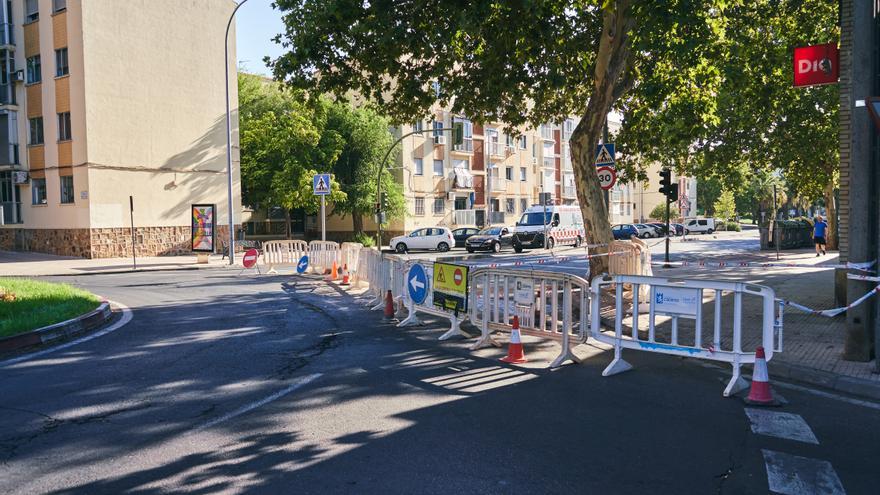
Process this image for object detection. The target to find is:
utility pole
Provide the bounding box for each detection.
[773,185,779,261]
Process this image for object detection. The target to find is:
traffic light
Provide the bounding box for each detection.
[668,183,679,202]
[452,122,464,146]
[380,191,389,210]
[658,168,672,197]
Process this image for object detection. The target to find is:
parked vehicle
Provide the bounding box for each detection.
[683,217,716,235]
[389,227,455,253]
[612,224,639,240]
[647,222,668,236]
[513,205,585,252]
[634,224,657,238]
[451,227,480,248]
[466,226,515,253]
[670,223,685,236]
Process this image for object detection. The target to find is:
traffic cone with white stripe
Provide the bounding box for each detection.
[501,315,528,364]
[745,347,779,406]
[340,264,350,285]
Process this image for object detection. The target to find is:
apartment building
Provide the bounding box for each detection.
[623,162,698,223]
[0,0,241,257]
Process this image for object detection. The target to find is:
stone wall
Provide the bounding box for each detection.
[0,228,92,257]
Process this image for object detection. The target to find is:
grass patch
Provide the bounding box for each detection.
[0,278,101,338]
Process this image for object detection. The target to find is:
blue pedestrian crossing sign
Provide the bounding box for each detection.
[313,174,331,195]
[407,264,428,304]
[594,143,615,166]
[297,255,309,274]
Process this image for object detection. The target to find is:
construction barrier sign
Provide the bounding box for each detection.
[433,262,469,314]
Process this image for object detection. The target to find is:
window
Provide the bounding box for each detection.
[520,198,528,212]
[31,177,46,204]
[431,81,441,97]
[414,197,425,216]
[453,158,468,169]
[433,197,444,215]
[55,48,68,77]
[433,159,443,176]
[57,112,71,141]
[53,0,66,13]
[505,167,513,181]
[532,142,536,157]
[505,133,515,147]
[26,55,40,84]
[506,199,515,214]
[432,120,443,138]
[519,135,527,149]
[520,167,527,181]
[25,0,38,22]
[413,158,423,176]
[413,121,423,133]
[28,117,43,145]
[60,175,73,203]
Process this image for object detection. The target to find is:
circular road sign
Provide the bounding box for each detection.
[597,166,617,190]
[453,268,464,286]
[296,255,309,274]
[242,248,259,269]
[407,264,428,304]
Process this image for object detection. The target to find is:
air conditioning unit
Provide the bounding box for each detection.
[12,171,28,184]
[13,70,23,82]
[434,135,446,145]
[447,192,455,201]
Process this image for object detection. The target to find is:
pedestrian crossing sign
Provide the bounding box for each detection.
[313,174,331,195]
[594,143,615,166]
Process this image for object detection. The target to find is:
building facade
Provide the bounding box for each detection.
[0,0,241,258]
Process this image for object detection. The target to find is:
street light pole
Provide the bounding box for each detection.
[224,0,249,265]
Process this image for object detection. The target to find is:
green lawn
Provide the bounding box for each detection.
[0,278,101,338]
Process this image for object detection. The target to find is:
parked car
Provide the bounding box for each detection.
[647,222,668,236]
[466,226,515,253]
[671,223,685,236]
[389,227,455,253]
[451,227,480,248]
[612,224,639,240]
[683,217,716,235]
[634,224,657,238]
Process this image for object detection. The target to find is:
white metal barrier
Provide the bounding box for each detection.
[308,241,340,274]
[590,274,783,396]
[397,259,470,341]
[339,242,363,276]
[262,240,308,274]
[355,248,387,307]
[468,268,589,368]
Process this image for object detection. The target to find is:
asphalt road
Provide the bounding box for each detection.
[1,256,877,494]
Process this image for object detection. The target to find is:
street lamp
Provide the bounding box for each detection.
[224,0,249,265]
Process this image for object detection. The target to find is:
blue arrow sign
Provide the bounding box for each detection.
[313,174,331,195]
[297,255,309,274]
[594,143,615,166]
[407,264,428,304]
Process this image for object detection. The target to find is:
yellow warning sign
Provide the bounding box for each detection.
[433,262,469,313]
[436,268,446,284]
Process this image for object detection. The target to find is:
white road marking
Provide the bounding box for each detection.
[762,449,846,495]
[744,408,819,444]
[0,301,133,368]
[192,373,321,432]
[770,380,880,412]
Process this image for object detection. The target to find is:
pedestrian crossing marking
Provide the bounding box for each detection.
[595,144,614,165]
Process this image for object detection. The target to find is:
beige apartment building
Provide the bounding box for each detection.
[0,0,241,258]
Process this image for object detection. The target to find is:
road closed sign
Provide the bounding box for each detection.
[242,248,259,269]
[433,262,469,313]
[597,166,616,190]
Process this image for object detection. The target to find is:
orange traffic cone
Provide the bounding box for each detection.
[501,315,528,364]
[326,260,339,281]
[383,290,395,319]
[745,347,779,406]
[340,264,350,285]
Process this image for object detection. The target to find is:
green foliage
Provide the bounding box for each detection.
[351,232,376,247]
[0,278,100,337]
[713,188,737,221]
[725,221,741,232]
[649,203,678,221]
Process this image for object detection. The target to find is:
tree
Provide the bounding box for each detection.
[698,176,722,217]
[649,204,678,222]
[713,189,736,222]
[269,0,728,276]
[238,73,347,238]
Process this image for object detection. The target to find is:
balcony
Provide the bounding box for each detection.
[542,157,555,169]
[489,211,505,224]
[540,125,554,141]
[453,209,476,226]
[563,185,576,198]
[0,23,13,46]
[488,142,504,156]
[452,138,473,153]
[488,176,507,191]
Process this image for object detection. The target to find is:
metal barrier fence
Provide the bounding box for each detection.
[590,274,782,396]
[308,241,340,274]
[469,268,589,368]
[356,248,387,307]
[339,242,363,277]
[262,240,308,274]
[397,259,470,341]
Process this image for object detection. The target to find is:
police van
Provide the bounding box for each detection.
[512,205,585,252]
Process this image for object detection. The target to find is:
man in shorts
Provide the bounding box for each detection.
[814,215,828,256]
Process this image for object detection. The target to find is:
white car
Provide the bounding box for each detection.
[633,224,657,238]
[390,227,454,253]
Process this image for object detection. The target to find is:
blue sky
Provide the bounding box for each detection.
[235,0,286,76]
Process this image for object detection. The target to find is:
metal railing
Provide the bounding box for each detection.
[489,177,507,191]
[542,157,555,168]
[488,142,504,156]
[453,138,473,152]
[562,185,576,197]
[489,211,505,224]
[453,209,476,226]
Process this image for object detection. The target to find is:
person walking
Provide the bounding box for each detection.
[813,215,828,256]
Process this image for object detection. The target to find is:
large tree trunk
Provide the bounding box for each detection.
[284,209,292,240]
[570,1,634,278]
[824,176,838,250]
[352,213,364,236]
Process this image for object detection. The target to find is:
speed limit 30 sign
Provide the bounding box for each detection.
[597,166,617,190]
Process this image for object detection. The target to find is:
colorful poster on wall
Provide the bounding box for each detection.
[191,204,216,253]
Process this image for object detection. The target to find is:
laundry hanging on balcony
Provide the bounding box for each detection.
[452,166,474,189]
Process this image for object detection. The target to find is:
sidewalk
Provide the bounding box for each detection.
[0,250,231,276]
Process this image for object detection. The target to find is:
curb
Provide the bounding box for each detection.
[0,301,113,352]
